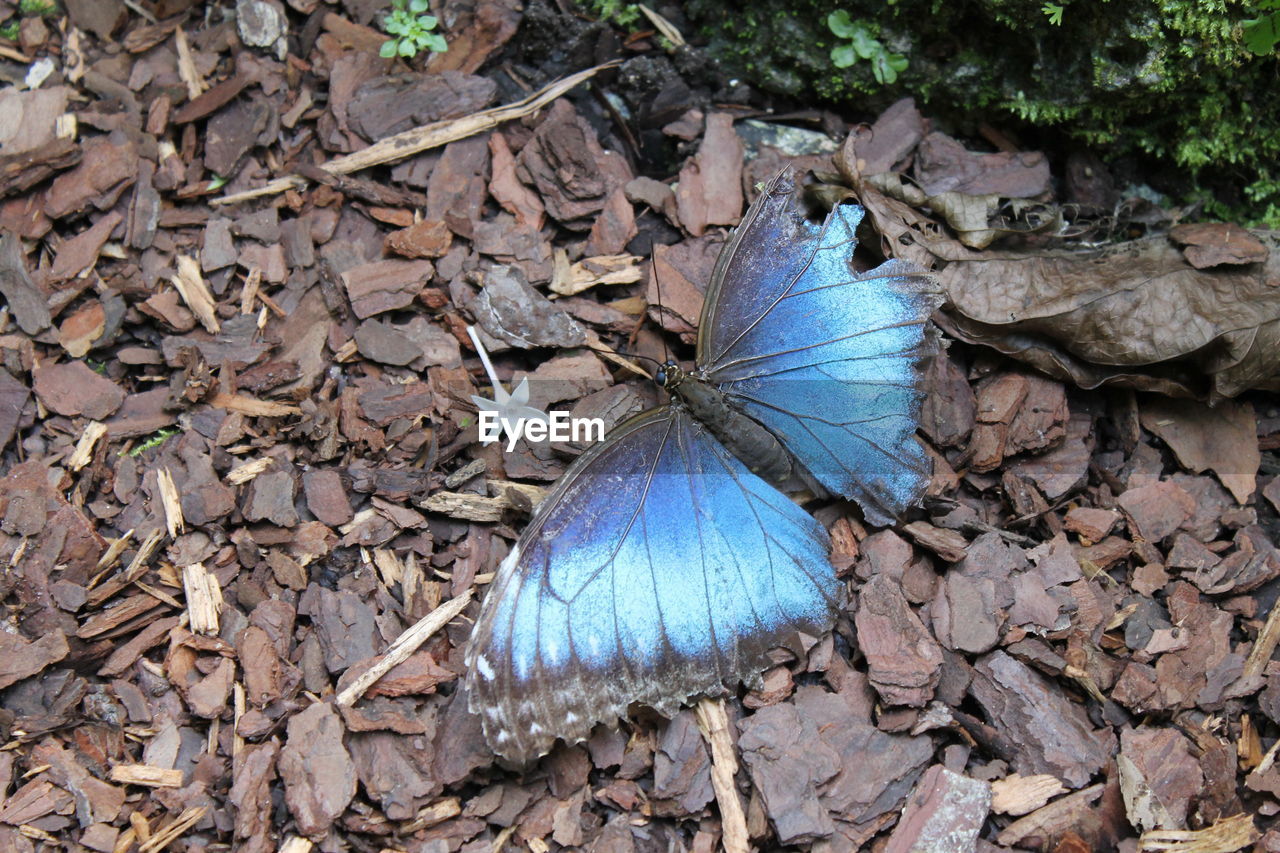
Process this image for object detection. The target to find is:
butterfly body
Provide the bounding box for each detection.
[465,168,942,764]
[659,360,794,485]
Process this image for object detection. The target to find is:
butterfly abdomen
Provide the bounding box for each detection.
[670,373,793,485]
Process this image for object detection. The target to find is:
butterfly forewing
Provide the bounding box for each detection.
[698,170,942,525]
[464,407,837,763]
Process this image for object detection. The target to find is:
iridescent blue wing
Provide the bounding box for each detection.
[697,169,941,526]
[464,407,837,763]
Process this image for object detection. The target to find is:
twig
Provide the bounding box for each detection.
[336,590,473,706]
[138,806,208,853]
[695,697,750,853]
[214,62,619,206]
[157,467,184,538]
[1138,813,1259,852]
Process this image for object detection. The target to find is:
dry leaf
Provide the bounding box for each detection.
[857,182,1280,401]
[1139,396,1259,502]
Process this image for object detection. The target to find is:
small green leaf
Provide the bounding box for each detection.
[1242,11,1280,55]
[419,13,438,28]
[409,0,430,12]
[849,25,879,59]
[1041,2,1064,26]
[872,51,903,84]
[831,43,857,68]
[826,9,856,39]
[425,32,448,53]
[398,38,416,56]
[380,38,399,57]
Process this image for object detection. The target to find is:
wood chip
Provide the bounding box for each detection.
[68,420,108,471]
[990,773,1068,815]
[695,698,749,853]
[1137,813,1259,852]
[157,466,183,538]
[138,806,208,853]
[209,392,301,417]
[225,457,273,485]
[109,764,183,788]
[169,254,220,334]
[182,562,223,636]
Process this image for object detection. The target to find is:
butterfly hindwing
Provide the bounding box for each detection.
[464,407,838,763]
[698,170,942,525]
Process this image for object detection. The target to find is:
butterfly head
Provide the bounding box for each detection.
[655,360,685,391]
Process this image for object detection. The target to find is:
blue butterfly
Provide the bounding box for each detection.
[465,168,941,763]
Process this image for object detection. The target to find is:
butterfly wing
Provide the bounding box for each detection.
[465,406,837,763]
[698,169,942,526]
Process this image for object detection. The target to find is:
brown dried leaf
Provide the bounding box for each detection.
[857,182,1280,399]
[1139,396,1259,503]
[1169,222,1269,268]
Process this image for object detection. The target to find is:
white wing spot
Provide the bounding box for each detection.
[475,654,495,680]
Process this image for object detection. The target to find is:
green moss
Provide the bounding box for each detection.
[685,0,1280,224]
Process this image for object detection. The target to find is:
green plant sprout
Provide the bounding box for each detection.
[583,0,643,29]
[3,0,58,38]
[380,0,448,59]
[1042,3,1064,26]
[827,11,908,85]
[18,0,58,16]
[126,428,179,457]
[1242,0,1280,55]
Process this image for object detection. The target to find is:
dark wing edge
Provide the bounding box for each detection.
[695,167,798,364]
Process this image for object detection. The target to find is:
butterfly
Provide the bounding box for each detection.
[464,167,941,763]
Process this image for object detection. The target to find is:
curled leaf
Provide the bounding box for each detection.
[854,181,1280,400]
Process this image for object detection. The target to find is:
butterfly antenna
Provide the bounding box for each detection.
[579,331,653,380]
[648,250,672,366]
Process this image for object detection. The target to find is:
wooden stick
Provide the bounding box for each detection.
[696,697,750,853]
[138,806,208,853]
[214,62,618,206]
[181,562,223,636]
[157,467,184,538]
[109,764,183,788]
[169,255,220,334]
[1138,813,1258,851]
[336,590,473,706]
[68,421,107,471]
